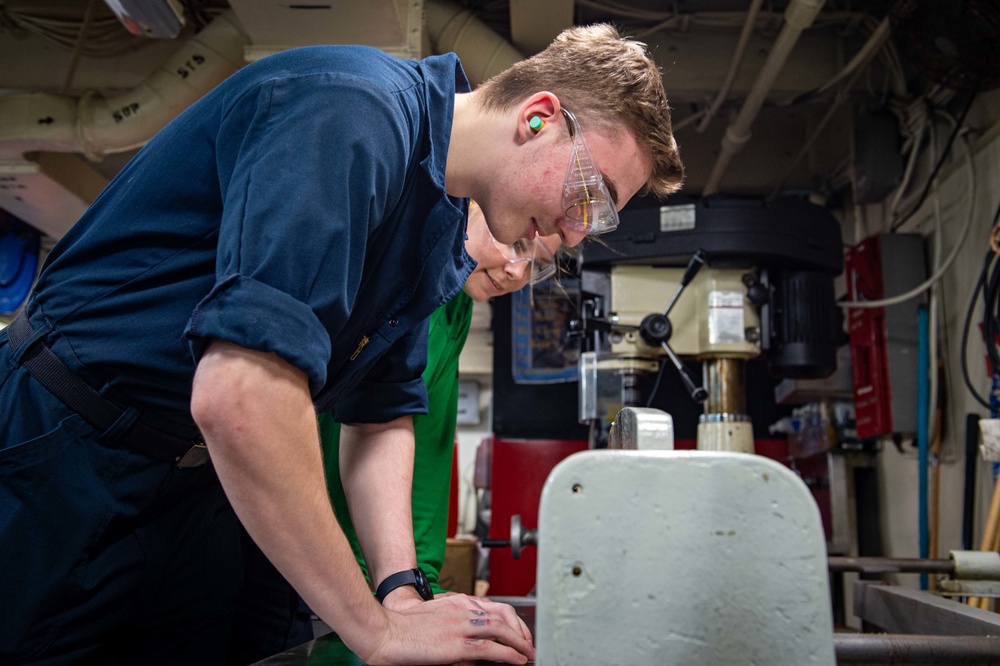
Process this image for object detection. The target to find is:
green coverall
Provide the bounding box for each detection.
[320,290,474,594]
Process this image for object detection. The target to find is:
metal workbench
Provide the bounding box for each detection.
[254,593,1000,665]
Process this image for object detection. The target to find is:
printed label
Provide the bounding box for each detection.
[708,291,745,344]
[659,204,696,232]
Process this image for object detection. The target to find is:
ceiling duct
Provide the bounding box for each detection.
[0,10,247,239]
[424,0,524,85]
[0,10,247,161]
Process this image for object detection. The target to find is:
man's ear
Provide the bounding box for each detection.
[515,91,562,143]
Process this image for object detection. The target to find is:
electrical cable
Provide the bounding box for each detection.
[887,112,928,222]
[645,359,669,408]
[842,133,977,309]
[60,0,99,95]
[987,246,1000,377]
[769,60,868,198]
[4,7,143,57]
[960,196,1000,410]
[780,17,891,108]
[926,117,946,443]
[890,93,977,232]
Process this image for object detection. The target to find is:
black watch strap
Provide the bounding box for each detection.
[375,567,433,604]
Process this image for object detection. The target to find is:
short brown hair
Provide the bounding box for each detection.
[476,23,684,198]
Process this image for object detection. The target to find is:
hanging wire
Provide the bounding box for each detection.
[959,198,1000,410]
[842,132,977,309]
[890,93,978,232]
[60,0,99,95]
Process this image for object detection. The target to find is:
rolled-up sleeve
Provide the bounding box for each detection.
[186,273,331,386]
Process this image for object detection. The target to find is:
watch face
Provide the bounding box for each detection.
[414,567,433,600]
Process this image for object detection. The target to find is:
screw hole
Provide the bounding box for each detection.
[572,566,582,576]
[572,483,583,494]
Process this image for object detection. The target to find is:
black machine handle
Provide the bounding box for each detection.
[643,250,710,403]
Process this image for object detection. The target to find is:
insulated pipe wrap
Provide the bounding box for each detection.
[784,0,825,30]
[78,11,247,159]
[425,0,524,85]
[0,11,248,161]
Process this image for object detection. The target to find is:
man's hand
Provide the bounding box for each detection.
[383,590,533,645]
[362,595,535,665]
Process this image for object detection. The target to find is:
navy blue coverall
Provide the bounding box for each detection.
[0,45,473,664]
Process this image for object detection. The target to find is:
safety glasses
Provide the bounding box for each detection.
[491,233,559,285]
[561,108,620,236]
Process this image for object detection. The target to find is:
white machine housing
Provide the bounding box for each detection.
[609,264,761,360]
[535,432,835,664]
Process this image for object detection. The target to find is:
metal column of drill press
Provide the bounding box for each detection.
[701,357,753,452]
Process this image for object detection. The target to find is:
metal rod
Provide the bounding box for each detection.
[660,341,707,402]
[828,556,955,575]
[704,358,746,415]
[835,634,1000,664]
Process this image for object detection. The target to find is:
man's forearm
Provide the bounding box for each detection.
[340,417,420,595]
[191,341,388,650]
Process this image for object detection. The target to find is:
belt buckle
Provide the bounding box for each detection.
[176,442,210,468]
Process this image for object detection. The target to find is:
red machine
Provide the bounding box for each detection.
[487,437,588,596]
[844,233,926,440]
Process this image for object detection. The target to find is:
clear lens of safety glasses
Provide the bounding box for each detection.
[561,108,620,236]
[493,236,559,285]
[528,239,557,285]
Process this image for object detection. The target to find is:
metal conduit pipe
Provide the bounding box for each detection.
[701,0,826,195]
[424,0,525,86]
[0,11,248,161]
[827,556,955,575]
[834,634,1000,664]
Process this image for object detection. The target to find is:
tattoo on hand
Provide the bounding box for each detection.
[470,618,490,627]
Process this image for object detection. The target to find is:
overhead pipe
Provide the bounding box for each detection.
[0,11,247,161]
[695,0,766,133]
[701,0,826,196]
[0,2,519,161]
[424,0,525,86]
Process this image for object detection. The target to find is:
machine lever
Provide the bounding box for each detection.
[662,249,708,317]
[660,341,708,403]
[481,539,512,549]
[479,515,539,561]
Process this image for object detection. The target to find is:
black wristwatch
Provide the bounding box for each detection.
[375,567,434,604]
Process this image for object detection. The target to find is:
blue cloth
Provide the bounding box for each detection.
[0,45,473,664]
[26,45,473,427]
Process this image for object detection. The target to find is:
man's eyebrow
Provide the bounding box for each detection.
[603,173,619,205]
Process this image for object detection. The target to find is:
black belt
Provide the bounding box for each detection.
[7,314,209,468]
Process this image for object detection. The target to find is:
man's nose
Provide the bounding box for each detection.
[557,219,588,248]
